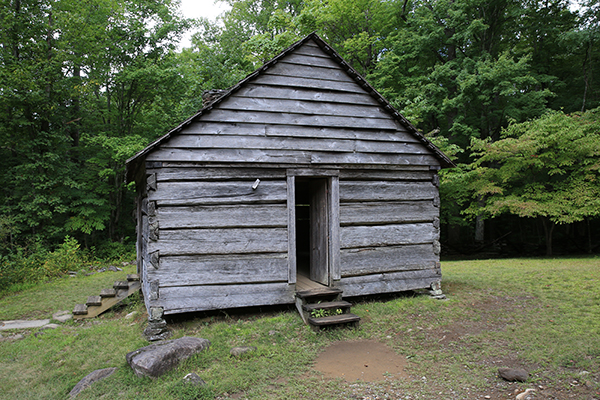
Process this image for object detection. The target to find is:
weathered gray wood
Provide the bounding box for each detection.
[157,204,287,229]
[341,223,437,249]
[252,73,366,93]
[180,122,418,142]
[339,170,432,180]
[329,176,341,281]
[218,97,389,119]
[148,148,439,167]
[148,227,288,255]
[266,61,355,83]
[148,180,287,206]
[100,288,116,297]
[287,168,339,177]
[310,152,440,166]
[199,109,399,130]
[161,135,432,156]
[310,179,329,285]
[235,84,379,105]
[340,273,441,297]
[151,167,286,182]
[341,244,438,276]
[157,283,295,315]
[340,201,438,225]
[147,174,157,191]
[340,181,437,202]
[282,52,341,68]
[287,175,296,284]
[293,42,332,57]
[150,253,288,286]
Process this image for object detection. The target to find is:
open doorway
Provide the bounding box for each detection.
[295,178,329,286]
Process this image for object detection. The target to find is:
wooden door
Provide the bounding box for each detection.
[309,179,329,285]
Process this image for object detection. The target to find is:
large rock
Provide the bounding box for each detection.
[498,367,529,382]
[69,367,117,397]
[126,336,210,378]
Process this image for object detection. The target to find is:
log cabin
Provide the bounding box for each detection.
[125,33,454,325]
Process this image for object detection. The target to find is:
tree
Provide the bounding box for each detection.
[467,108,600,255]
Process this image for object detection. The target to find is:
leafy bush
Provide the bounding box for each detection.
[42,236,87,277]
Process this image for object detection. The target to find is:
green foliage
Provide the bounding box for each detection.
[467,107,600,254]
[42,236,87,278]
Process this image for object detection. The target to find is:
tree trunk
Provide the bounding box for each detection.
[540,217,555,256]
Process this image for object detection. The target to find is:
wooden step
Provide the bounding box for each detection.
[86,296,102,306]
[308,313,361,329]
[127,274,140,281]
[296,287,342,300]
[73,304,88,315]
[302,300,352,313]
[100,288,116,298]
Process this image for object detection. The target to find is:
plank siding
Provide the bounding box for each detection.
[234,84,379,106]
[340,201,438,226]
[148,180,287,206]
[158,282,296,315]
[149,227,288,256]
[340,244,437,277]
[157,204,287,229]
[341,223,437,249]
[154,254,288,286]
[340,181,437,202]
[340,270,441,297]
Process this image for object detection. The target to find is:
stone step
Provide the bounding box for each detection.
[73,304,88,315]
[302,300,352,313]
[113,281,130,289]
[86,296,102,306]
[100,288,116,298]
[307,313,361,329]
[74,281,141,320]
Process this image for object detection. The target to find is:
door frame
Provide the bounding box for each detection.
[287,169,340,286]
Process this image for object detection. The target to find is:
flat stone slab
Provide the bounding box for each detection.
[126,336,210,378]
[0,319,51,331]
[52,311,73,323]
[498,367,529,382]
[69,367,117,397]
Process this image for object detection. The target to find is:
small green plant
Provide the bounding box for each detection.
[310,307,343,318]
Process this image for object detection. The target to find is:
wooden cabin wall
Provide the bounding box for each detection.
[143,164,294,315]
[338,168,441,296]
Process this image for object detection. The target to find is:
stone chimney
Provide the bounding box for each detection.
[202,89,227,106]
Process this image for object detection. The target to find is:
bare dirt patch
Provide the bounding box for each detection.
[313,340,408,382]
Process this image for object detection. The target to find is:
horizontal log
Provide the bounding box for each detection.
[200,109,398,130]
[235,84,379,106]
[252,73,365,94]
[218,96,389,119]
[294,43,331,57]
[180,122,417,142]
[156,282,295,314]
[341,223,437,249]
[160,134,433,155]
[148,227,288,255]
[148,180,287,205]
[340,272,441,297]
[340,181,437,202]
[151,253,288,286]
[339,170,433,180]
[157,204,288,229]
[266,61,354,83]
[151,167,286,182]
[340,244,438,277]
[340,201,438,225]
[147,148,439,167]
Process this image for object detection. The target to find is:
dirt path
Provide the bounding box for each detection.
[313,340,408,382]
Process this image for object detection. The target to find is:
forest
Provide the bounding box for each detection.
[1,0,599,288]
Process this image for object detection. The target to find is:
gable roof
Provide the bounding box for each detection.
[126,32,454,181]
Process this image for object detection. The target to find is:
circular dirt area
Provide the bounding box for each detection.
[313,340,408,382]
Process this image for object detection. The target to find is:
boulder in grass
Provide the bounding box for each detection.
[69,367,117,397]
[230,346,257,357]
[498,367,529,382]
[126,336,210,378]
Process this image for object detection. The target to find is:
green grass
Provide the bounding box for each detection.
[0,257,599,399]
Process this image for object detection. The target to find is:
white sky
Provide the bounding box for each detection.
[178,0,231,49]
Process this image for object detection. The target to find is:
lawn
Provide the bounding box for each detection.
[0,258,599,399]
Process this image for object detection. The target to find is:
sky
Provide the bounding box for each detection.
[178,0,231,48]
